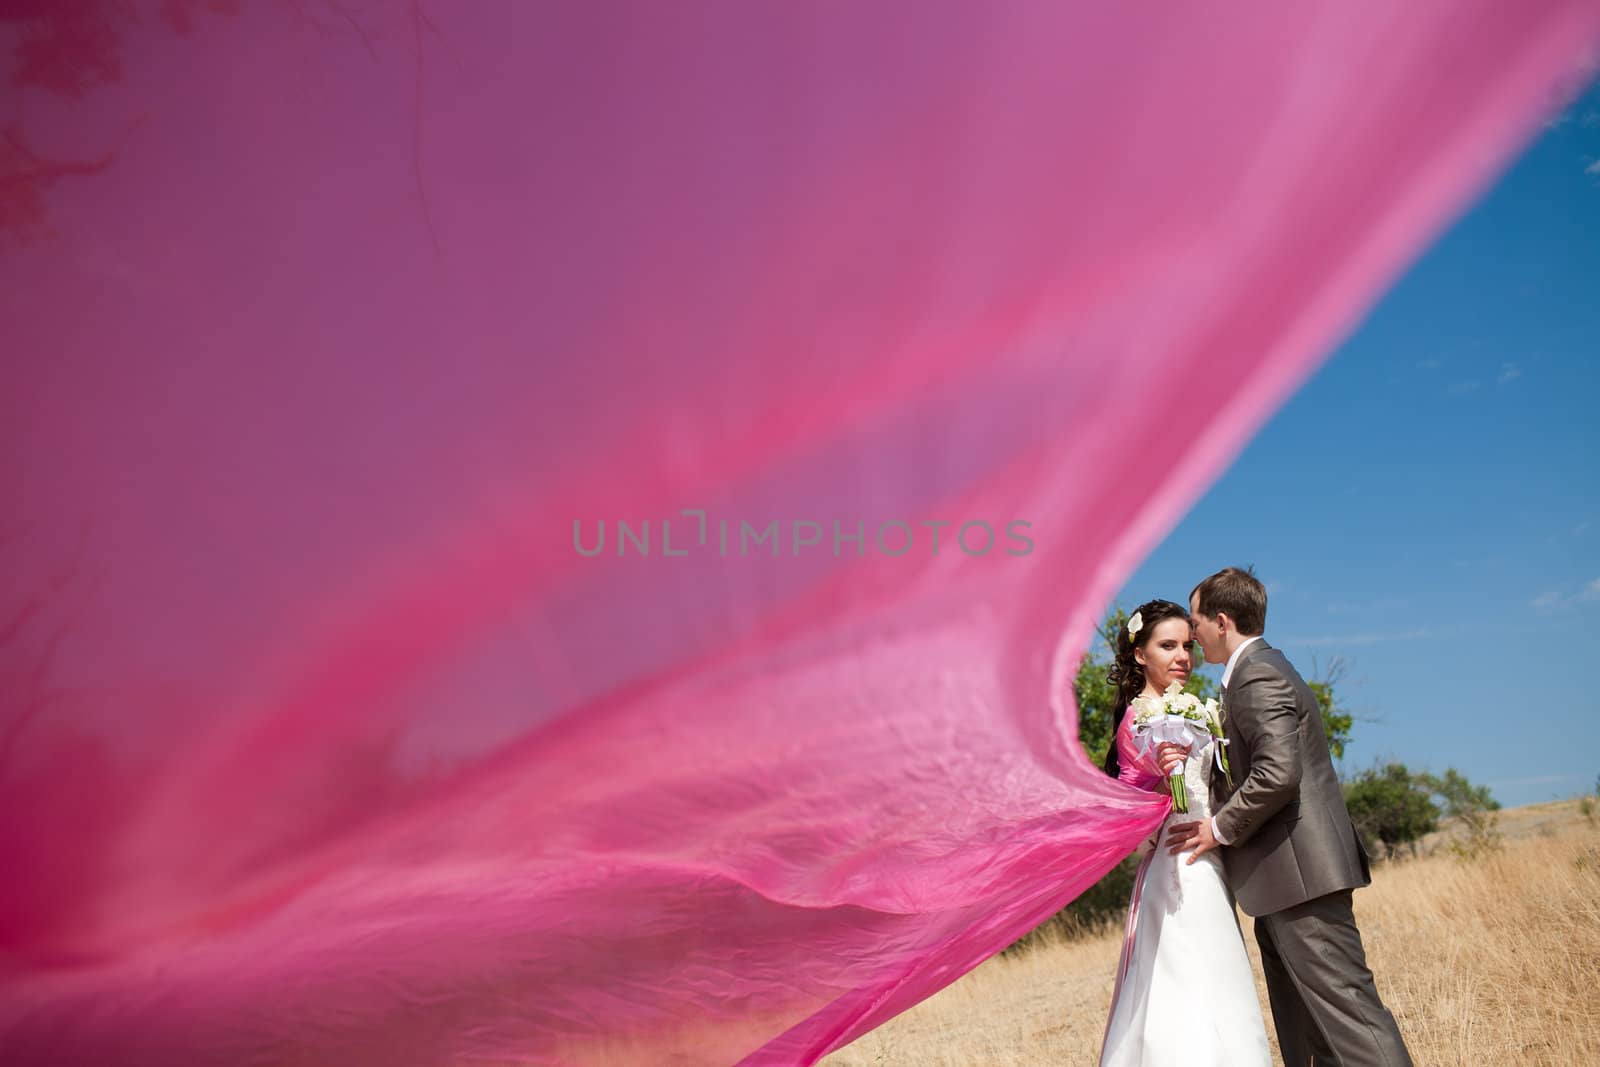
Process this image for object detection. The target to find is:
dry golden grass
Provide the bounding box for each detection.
[823,800,1600,1066]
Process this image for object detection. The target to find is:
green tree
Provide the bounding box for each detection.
[1307,658,1355,760]
[1342,762,1440,859]
[1341,763,1504,862]
[1419,767,1500,817]
[1071,609,1126,771]
[1420,767,1503,858]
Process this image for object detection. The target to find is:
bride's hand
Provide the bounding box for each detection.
[1155,742,1190,776]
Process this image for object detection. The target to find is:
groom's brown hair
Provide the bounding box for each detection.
[1191,566,1267,636]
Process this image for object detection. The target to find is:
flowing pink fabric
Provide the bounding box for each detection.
[3,3,1596,1064]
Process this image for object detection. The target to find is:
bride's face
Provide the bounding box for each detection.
[1135,617,1193,692]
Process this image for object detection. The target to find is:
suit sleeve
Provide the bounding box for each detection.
[1212,668,1301,845]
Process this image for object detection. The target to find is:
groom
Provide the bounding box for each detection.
[1162,567,1411,1067]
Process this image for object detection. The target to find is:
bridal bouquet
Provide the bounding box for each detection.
[1130,682,1232,812]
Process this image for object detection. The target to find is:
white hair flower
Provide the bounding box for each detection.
[1127,611,1144,641]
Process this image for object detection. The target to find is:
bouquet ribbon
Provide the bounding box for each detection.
[1133,716,1213,813]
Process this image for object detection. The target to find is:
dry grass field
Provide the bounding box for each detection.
[822,798,1600,1066]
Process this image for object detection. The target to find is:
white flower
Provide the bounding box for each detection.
[1127,611,1144,641]
[1130,694,1164,724]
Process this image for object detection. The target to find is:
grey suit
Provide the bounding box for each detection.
[1210,641,1411,1067]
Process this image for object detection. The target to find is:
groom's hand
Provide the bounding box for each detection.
[1165,817,1218,864]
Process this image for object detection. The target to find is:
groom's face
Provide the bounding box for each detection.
[1188,593,1227,665]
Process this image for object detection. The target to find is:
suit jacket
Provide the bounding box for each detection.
[1209,640,1370,916]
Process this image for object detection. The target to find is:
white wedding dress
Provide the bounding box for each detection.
[1099,746,1271,1067]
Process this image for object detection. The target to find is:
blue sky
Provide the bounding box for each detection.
[1111,78,1600,809]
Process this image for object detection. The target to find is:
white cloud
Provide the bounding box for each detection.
[1497,362,1521,384]
[1289,629,1429,648]
[1586,159,1600,177]
[1545,520,1593,545]
[1585,110,1600,129]
[1532,579,1600,611]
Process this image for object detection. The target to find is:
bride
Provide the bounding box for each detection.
[1098,599,1270,1067]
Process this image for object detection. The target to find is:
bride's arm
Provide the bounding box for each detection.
[1114,712,1168,793]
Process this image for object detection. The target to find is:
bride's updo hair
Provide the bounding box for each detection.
[1101,598,1191,780]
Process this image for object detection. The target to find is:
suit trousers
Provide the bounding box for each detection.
[1254,889,1412,1067]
